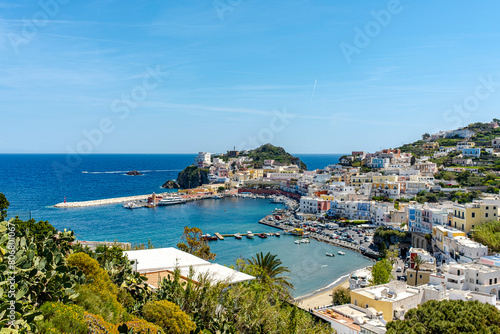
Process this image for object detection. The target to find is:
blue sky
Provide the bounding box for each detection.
[2,0,500,154]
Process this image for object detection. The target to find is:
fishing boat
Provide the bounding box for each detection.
[246,231,254,239]
[158,197,187,206]
[258,233,268,238]
[338,251,346,255]
[326,252,335,257]
[234,233,242,239]
[201,234,218,241]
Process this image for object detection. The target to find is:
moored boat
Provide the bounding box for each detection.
[275,232,280,237]
[201,234,218,241]
[338,251,345,255]
[123,202,139,209]
[234,233,242,239]
[246,231,254,239]
[294,240,301,244]
[158,197,187,206]
[326,252,335,257]
[258,233,268,238]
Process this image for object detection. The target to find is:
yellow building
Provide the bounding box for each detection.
[320,195,335,201]
[432,225,465,253]
[330,175,342,183]
[372,175,398,183]
[422,142,439,150]
[351,175,372,187]
[350,281,421,322]
[451,200,500,233]
[249,168,264,179]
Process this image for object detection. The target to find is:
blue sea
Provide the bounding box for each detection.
[0,153,372,297]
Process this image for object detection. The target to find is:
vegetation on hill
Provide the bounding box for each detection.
[244,144,307,170]
[471,220,500,252]
[386,300,500,333]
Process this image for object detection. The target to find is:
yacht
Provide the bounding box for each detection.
[275,232,280,237]
[234,233,242,239]
[294,240,301,244]
[338,251,346,255]
[158,197,186,206]
[246,231,254,239]
[326,252,335,257]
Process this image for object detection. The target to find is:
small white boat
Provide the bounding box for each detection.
[246,231,254,239]
[234,233,242,239]
[338,251,345,255]
[326,252,335,257]
[300,239,310,244]
[321,265,328,268]
[294,240,301,244]
[275,232,280,237]
[123,202,138,209]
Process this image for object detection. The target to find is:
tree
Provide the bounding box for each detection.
[422,133,430,140]
[177,226,216,260]
[217,186,225,193]
[413,255,425,286]
[332,288,350,305]
[472,221,500,252]
[378,241,387,258]
[386,300,500,333]
[371,259,392,285]
[386,245,399,265]
[0,193,9,221]
[244,252,294,296]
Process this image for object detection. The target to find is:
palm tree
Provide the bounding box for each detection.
[413,255,425,286]
[246,252,294,293]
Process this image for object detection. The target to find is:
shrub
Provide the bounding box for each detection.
[37,302,88,334]
[120,318,164,334]
[142,300,196,334]
[68,252,127,323]
[84,313,119,334]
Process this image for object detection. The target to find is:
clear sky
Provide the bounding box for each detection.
[2,0,500,154]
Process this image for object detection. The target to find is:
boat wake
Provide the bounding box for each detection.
[82,169,181,174]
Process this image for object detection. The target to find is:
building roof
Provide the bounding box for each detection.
[124,247,255,284]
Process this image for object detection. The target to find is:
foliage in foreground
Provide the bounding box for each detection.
[371,259,393,286]
[386,299,500,333]
[142,300,196,334]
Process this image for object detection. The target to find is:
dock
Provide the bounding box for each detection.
[215,232,224,240]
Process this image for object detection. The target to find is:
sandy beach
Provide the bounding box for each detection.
[295,277,350,310]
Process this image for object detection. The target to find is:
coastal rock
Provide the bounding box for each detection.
[126,170,143,176]
[161,180,180,189]
[176,166,209,189]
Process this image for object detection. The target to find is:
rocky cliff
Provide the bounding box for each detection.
[176,166,209,189]
[161,180,180,189]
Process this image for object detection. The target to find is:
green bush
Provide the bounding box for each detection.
[37,302,88,334]
[142,300,196,334]
[120,318,164,334]
[67,252,127,324]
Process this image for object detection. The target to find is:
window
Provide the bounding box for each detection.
[354,300,357,306]
[486,213,489,218]
[486,206,489,210]
[410,274,413,278]
[366,304,369,309]
[490,279,493,285]
[472,212,475,218]
[476,280,479,284]
[419,275,423,279]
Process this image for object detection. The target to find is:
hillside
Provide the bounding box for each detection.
[243,144,307,170]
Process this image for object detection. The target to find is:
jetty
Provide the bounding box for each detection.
[54,194,151,208]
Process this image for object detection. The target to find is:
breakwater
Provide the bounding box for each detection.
[54,194,152,208]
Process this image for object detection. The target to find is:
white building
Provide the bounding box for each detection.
[194,152,211,167]
[443,262,500,298]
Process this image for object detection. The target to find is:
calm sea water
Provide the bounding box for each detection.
[0,154,371,297]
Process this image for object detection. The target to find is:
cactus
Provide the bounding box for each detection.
[0,219,84,331]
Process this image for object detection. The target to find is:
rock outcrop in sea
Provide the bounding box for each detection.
[176,166,209,189]
[126,170,143,176]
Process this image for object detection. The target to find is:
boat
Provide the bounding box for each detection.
[234,233,242,239]
[326,252,335,257]
[201,234,218,241]
[321,265,328,268]
[158,197,187,206]
[294,240,301,244]
[123,202,139,209]
[258,233,268,238]
[300,239,310,244]
[275,232,280,237]
[246,231,254,239]
[338,251,345,255]
[266,233,273,237]
[211,194,223,199]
